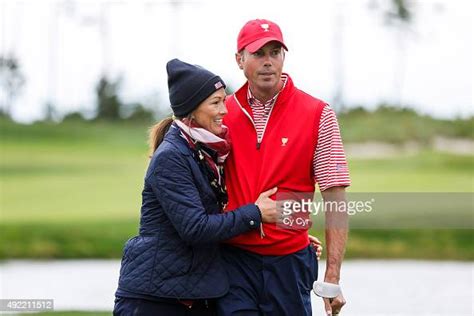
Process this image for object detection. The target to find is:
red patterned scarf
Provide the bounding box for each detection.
[174,119,230,210]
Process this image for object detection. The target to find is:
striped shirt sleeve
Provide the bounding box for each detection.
[314,105,351,191]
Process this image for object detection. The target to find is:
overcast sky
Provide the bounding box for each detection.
[1,0,472,122]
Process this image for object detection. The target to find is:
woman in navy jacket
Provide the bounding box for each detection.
[113,59,281,315]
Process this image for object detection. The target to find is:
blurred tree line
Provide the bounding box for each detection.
[338,105,474,143]
[0,55,25,118]
[0,0,465,129]
[63,74,164,123]
[0,56,164,124]
[62,75,162,123]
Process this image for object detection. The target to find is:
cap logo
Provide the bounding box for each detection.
[215,81,223,89]
[260,23,270,32]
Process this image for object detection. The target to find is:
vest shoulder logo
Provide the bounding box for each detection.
[281,137,288,146]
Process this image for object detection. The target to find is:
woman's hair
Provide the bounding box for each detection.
[148,117,174,157]
[148,114,192,157]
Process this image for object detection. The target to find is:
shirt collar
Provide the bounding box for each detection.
[247,74,288,108]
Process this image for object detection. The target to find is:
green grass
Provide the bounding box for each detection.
[1,119,473,260]
[341,229,474,260]
[1,120,149,223]
[349,151,474,192]
[0,221,137,258]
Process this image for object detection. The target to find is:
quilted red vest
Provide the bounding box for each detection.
[223,74,326,255]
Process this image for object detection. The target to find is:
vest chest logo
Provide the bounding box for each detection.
[281,137,288,146]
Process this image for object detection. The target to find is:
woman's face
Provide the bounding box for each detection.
[192,88,227,135]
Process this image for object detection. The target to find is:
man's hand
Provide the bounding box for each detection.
[313,280,346,315]
[324,293,346,315]
[308,234,323,260]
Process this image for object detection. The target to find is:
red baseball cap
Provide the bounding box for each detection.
[237,19,288,53]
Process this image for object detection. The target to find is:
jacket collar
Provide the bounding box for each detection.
[164,122,192,156]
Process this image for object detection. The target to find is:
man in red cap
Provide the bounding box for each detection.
[219,19,350,315]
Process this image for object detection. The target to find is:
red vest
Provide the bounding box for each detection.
[223,74,326,255]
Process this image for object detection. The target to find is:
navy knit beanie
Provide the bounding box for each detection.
[166,59,226,117]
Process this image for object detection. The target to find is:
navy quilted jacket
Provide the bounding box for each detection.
[116,123,261,300]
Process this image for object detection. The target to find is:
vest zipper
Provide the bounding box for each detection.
[258,100,276,149]
[233,95,276,151]
[233,94,277,238]
[234,96,259,149]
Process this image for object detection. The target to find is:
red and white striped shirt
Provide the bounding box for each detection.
[247,75,351,191]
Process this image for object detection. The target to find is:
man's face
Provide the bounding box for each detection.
[236,42,285,94]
